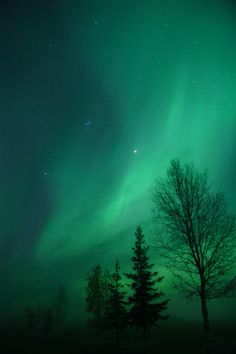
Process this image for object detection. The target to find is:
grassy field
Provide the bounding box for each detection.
[1,321,236,354]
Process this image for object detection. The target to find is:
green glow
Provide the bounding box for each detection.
[35,0,236,264]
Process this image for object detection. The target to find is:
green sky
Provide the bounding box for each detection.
[0,0,236,322]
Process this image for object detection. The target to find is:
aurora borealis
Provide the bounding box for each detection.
[1,0,236,322]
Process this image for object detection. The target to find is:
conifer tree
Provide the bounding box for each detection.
[86,264,112,327]
[125,225,168,339]
[105,259,127,351]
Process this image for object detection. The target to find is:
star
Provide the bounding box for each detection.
[133,149,138,154]
[84,120,92,127]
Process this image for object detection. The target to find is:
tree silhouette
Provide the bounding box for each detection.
[52,285,68,329]
[152,159,236,340]
[24,308,36,337]
[102,269,113,322]
[41,308,54,337]
[85,264,112,328]
[104,259,127,352]
[8,315,19,337]
[125,226,168,340]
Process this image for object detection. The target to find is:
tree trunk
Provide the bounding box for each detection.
[115,327,120,353]
[200,294,209,338]
[142,325,147,341]
[200,282,211,353]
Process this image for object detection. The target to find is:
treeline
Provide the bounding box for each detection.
[84,159,236,352]
[4,159,236,353]
[8,285,68,339]
[85,225,168,350]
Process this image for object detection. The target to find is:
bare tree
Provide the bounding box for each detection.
[152,159,236,339]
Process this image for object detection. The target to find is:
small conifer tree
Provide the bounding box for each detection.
[125,225,168,339]
[105,259,127,351]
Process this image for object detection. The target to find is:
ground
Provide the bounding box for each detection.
[1,321,236,354]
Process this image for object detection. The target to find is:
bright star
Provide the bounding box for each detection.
[84,120,92,127]
[133,149,138,154]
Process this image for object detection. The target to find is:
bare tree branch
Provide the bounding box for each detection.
[152,159,236,336]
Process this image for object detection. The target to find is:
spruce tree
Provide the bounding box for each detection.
[125,225,168,339]
[105,259,127,351]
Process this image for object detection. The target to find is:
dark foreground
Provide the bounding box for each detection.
[1,321,235,354]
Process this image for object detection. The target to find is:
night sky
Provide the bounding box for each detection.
[1,0,236,322]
